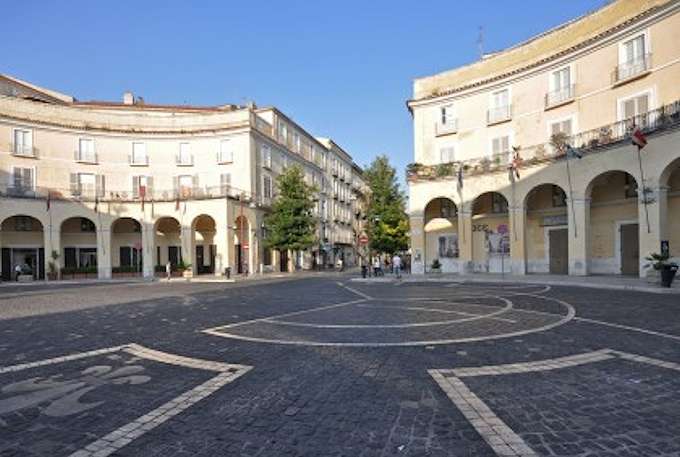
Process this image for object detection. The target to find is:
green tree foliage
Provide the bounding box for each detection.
[365,155,409,254]
[264,165,318,251]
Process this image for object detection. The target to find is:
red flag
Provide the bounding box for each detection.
[175,194,180,211]
[139,185,146,211]
[632,127,647,150]
[509,147,521,181]
[94,196,99,214]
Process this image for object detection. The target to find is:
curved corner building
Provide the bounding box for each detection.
[407,0,680,278]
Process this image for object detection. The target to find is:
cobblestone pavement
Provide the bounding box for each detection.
[0,277,679,456]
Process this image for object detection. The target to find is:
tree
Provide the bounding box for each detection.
[264,165,318,254]
[364,155,409,254]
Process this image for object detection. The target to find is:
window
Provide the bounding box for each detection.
[623,35,646,64]
[440,105,454,125]
[263,175,272,199]
[78,139,96,163]
[488,89,511,123]
[13,129,33,156]
[622,93,649,120]
[491,193,508,214]
[178,143,192,165]
[616,34,650,82]
[552,185,567,207]
[71,173,98,196]
[80,218,96,232]
[14,216,34,231]
[440,199,455,218]
[278,122,288,143]
[550,119,573,136]
[132,176,153,198]
[547,67,573,107]
[177,175,194,197]
[261,145,272,169]
[79,248,97,268]
[131,142,147,165]
[439,146,455,163]
[491,135,510,157]
[218,140,233,163]
[220,173,231,194]
[624,174,638,199]
[293,132,300,152]
[551,68,571,92]
[12,167,35,191]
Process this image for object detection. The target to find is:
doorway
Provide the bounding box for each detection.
[548,228,569,274]
[620,223,639,276]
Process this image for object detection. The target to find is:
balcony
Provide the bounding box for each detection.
[435,119,458,136]
[487,105,512,125]
[74,151,98,164]
[176,154,194,166]
[11,143,38,158]
[545,85,575,109]
[128,155,149,166]
[612,54,652,85]
[408,99,680,182]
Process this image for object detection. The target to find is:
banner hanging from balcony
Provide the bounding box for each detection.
[631,126,647,150]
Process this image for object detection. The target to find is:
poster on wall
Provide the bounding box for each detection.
[438,234,459,258]
[485,225,510,255]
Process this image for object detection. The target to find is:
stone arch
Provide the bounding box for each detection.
[234,215,250,274]
[660,157,680,259]
[470,192,510,273]
[0,215,45,280]
[154,216,182,273]
[191,214,217,275]
[111,217,143,275]
[60,216,98,275]
[423,197,459,273]
[524,183,569,274]
[587,170,640,276]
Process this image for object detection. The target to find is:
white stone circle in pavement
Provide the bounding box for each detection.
[202,283,576,347]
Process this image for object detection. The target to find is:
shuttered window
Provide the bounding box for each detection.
[12,167,35,190]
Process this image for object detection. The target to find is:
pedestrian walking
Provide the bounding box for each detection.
[14,264,21,281]
[165,261,172,281]
[373,256,381,277]
[392,254,402,279]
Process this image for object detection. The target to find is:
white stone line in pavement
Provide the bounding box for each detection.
[612,351,680,371]
[429,369,537,457]
[448,349,615,378]
[574,317,680,342]
[202,298,367,331]
[69,368,252,457]
[336,281,373,300]
[0,345,127,374]
[264,296,514,329]
[123,344,249,373]
[355,303,517,324]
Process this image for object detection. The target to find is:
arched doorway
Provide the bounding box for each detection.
[155,217,182,275]
[111,218,143,276]
[61,217,98,278]
[234,215,249,274]
[424,197,458,273]
[661,159,680,260]
[524,184,569,274]
[471,192,510,273]
[192,215,216,275]
[0,215,45,280]
[587,170,639,275]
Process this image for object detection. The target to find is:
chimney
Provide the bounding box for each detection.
[123,91,134,105]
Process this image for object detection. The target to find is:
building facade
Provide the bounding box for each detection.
[407,0,680,278]
[0,75,368,280]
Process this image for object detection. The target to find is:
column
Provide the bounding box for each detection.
[214,221,230,277]
[180,224,194,277]
[457,208,473,274]
[410,213,425,274]
[44,222,61,281]
[97,222,112,279]
[568,196,590,276]
[638,184,668,278]
[141,220,155,279]
[509,204,527,275]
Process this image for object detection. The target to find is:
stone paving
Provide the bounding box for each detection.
[0,277,679,456]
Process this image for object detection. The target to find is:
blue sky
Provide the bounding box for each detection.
[5,0,603,185]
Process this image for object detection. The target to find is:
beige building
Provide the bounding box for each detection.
[0,75,368,280]
[407,0,680,278]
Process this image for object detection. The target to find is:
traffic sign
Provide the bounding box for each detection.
[359,234,369,245]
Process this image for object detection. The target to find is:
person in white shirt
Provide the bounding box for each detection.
[392,254,402,279]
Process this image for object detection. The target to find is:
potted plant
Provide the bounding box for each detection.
[644,252,679,288]
[47,250,60,281]
[549,132,569,155]
[430,258,442,273]
[176,260,193,278]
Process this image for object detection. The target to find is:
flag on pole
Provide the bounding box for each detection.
[94,195,99,214]
[175,194,180,211]
[46,191,51,211]
[631,126,647,150]
[566,144,582,159]
[508,146,521,181]
[457,164,464,189]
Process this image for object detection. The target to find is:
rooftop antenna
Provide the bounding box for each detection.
[477,26,484,59]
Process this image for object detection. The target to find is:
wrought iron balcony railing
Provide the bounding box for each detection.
[435,119,458,135]
[487,105,512,125]
[545,84,575,109]
[613,53,652,84]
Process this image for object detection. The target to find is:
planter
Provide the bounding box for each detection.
[660,265,678,288]
[182,270,193,279]
[17,274,34,282]
[47,272,59,281]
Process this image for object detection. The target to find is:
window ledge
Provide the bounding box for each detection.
[130,162,149,167]
[76,159,99,165]
[544,97,575,111]
[11,152,38,159]
[486,117,512,126]
[612,69,651,88]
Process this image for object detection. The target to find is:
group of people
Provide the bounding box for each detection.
[370,253,404,278]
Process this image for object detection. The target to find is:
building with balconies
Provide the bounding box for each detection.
[0,74,366,280]
[406,0,680,278]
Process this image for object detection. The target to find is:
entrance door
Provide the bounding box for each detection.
[236,244,243,274]
[280,250,288,273]
[1,248,11,281]
[620,223,639,276]
[195,245,205,274]
[168,246,180,267]
[549,228,569,274]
